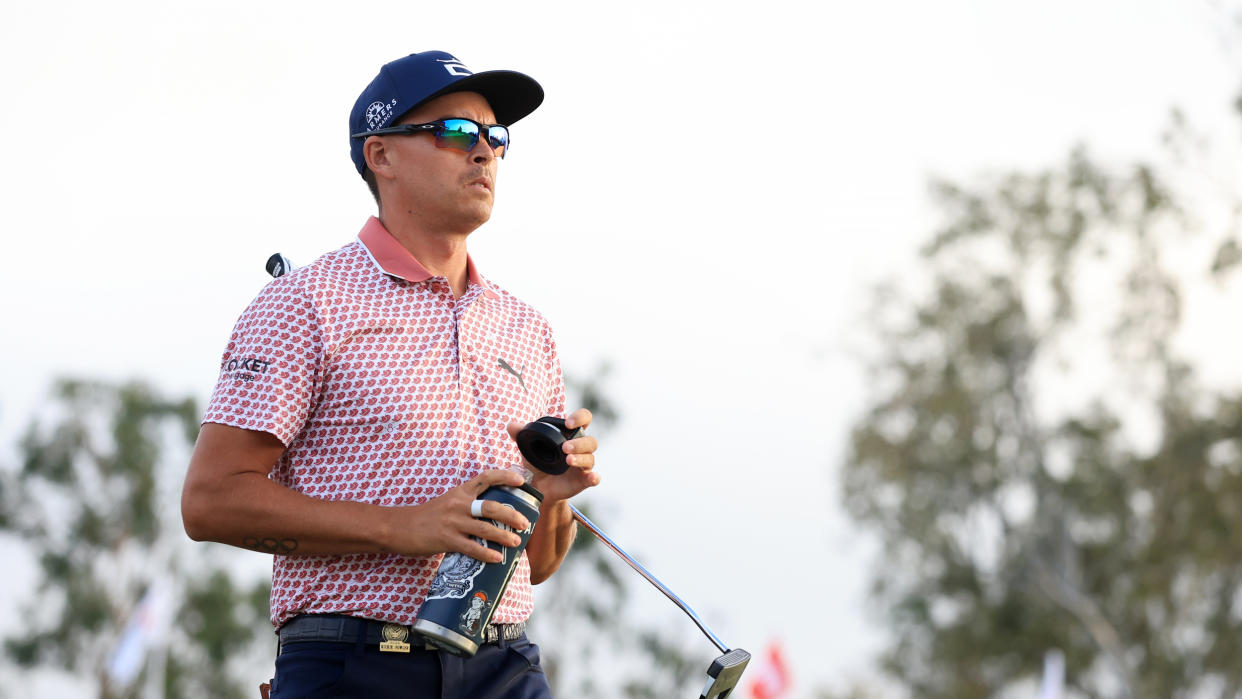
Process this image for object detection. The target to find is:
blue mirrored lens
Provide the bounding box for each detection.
[432,120,507,158]
[436,119,480,152]
[486,126,509,157]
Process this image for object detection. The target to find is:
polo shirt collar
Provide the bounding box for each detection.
[357,217,499,300]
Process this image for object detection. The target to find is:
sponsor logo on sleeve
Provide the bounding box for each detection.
[223,356,273,383]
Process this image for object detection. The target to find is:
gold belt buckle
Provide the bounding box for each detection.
[379,623,411,653]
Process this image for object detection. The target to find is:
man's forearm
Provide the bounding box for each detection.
[526,498,577,584]
[182,470,401,556]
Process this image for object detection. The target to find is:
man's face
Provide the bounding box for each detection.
[370,91,502,235]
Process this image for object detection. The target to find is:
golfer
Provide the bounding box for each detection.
[181,50,599,698]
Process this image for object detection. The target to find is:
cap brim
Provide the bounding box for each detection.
[413,70,544,126]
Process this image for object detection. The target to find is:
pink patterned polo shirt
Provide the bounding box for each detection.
[203,217,565,629]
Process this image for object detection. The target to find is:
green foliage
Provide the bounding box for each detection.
[0,378,271,698]
[842,136,1242,698]
[565,360,621,427]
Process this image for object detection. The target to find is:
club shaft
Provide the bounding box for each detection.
[569,504,729,654]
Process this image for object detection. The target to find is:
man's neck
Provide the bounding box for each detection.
[378,209,472,297]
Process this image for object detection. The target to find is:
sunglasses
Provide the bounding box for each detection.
[351,118,509,158]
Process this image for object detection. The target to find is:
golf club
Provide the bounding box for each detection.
[569,504,750,699]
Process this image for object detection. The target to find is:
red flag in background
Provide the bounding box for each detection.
[749,640,792,699]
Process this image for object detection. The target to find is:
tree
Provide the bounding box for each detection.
[0,379,272,698]
[840,129,1242,697]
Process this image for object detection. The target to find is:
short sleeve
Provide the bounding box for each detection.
[202,278,324,446]
[541,321,566,419]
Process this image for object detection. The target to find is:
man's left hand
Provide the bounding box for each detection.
[508,408,599,503]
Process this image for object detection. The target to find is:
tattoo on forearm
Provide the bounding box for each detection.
[243,536,299,555]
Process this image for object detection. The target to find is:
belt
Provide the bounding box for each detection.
[278,614,526,652]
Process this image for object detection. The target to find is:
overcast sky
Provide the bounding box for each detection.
[2,0,1239,695]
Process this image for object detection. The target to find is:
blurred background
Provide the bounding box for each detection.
[3,0,1242,697]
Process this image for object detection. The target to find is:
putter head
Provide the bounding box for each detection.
[699,648,750,699]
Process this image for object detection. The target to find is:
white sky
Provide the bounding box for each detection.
[1,0,1238,696]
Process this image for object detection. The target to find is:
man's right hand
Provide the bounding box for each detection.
[398,468,531,564]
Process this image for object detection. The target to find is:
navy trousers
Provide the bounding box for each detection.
[270,632,553,698]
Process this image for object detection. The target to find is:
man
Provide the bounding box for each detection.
[181,50,599,698]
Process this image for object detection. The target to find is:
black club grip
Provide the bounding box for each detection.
[515,416,584,475]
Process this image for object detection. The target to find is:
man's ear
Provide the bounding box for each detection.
[364,137,395,181]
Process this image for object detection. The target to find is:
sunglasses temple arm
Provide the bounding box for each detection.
[568,504,731,654]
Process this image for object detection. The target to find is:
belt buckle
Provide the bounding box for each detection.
[379,623,411,653]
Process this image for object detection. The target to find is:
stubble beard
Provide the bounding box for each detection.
[458,167,496,232]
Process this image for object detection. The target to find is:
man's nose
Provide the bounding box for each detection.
[471,136,497,163]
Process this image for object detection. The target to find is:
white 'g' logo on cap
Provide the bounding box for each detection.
[365,99,397,130]
[437,58,472,76]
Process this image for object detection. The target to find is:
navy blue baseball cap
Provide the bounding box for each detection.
[349,50,544,176]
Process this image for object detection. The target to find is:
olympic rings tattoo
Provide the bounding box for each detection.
[243,536,299,555]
